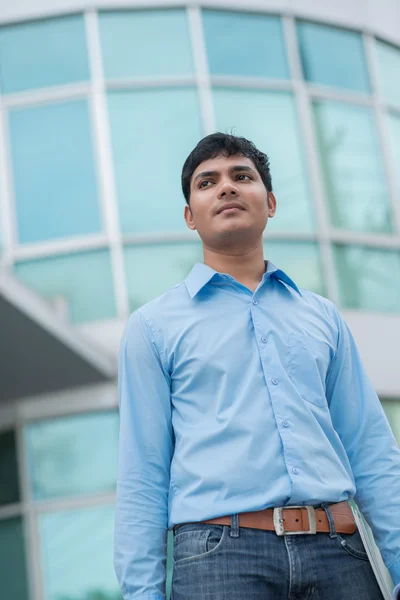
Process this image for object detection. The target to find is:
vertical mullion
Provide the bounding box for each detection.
[187,6,215,135]
[283,15,339,304]
[0,97,18,273]
[85,9,129,320]
[363,33,400,236]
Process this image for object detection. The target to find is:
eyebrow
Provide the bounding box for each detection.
[193,165,256,183]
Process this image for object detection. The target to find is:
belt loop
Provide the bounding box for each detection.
[321,503,337,539]
[229,514,240,538]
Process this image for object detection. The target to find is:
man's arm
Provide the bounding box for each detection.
[114,310,173,600]
[325,304,400,594]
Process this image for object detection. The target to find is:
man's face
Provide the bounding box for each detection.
[184,154,276,248]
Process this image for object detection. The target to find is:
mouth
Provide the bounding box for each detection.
[216,203,245,215]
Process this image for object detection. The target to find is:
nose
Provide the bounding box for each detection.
[217,180,239,199]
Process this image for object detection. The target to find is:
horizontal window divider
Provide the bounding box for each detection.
[3,82,92,109]
[13,234,109,262]
[31,491,116,514]
[210,75,293,90]
[123,231,200,245]
[330,230,400,248]
[307,85,373,105]
[0,502,25,520]
[106,75,197,90]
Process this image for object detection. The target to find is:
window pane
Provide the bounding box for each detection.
[203,11,289,78]
[0,15,89,94]
[213,89,315,232]
[39,505,121,600]
[100,9,194,78]
[0,517,29,600]
[25,412,118,500]
[10,99,101,244]
[334,245,400,312]
[386,111,400,203]
[14,250,116,323]
[124,243,202,311]
[381,400,400,443]
[263,241,325,296]
[375,40,400,107]
[313,100,392,233]
[108,89,203,233]
[0,430,20,505]
[297,22,370,92]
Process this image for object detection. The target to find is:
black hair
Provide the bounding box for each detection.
[181,132,272,205]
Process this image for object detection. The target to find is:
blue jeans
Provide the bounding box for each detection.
[171,511,384,599]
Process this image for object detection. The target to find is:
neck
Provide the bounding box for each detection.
[202,242,266,292]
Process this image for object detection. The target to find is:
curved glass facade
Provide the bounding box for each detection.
[0,5,400,600]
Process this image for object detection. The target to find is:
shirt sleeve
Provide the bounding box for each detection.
[114,310,174,600]
[325,305,400,589]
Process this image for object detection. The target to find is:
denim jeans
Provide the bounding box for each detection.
[171,509,384,599]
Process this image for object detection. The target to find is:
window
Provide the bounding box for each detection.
[14,250,116,323]
[10,99,101,244]
[213,89,315,232]
[333,245,400,312]
[108,88,203,234]
[381,399,400,443]
[0,517,29,600]
[99,9,194,79]
[0,430,20,506]
[313,100,392,233]
[386,111,400,208]
[375,40,400,107]
[203,11,289,79]
[124,242,202,311]
[297,21,370,92]
[0,15,89,94]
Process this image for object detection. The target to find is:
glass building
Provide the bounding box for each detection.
[0,1,399,599]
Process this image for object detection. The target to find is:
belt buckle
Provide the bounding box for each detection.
[273,505,317,536]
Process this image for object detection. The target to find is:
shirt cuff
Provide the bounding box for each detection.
[390,561,400,599]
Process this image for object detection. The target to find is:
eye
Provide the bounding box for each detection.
[237,174,251,181]
[198,180,212,189]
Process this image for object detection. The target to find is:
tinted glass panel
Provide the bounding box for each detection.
[334,245,400,312]
[0,517,29,600]
[10,99,101,244]
[14,250,116,323]
[0,430,20,505]
[100,9,193,78]
[39,505,121,600]
[263,241,325,296]
[386,111,400,207]
[313,100,392,233]
[124,242,202,311]
[108,89,203,233]
[381,400,400,443]
[203,11,289,78]
[213,89,315,232]
[375,40,400,107]
[297,22,370,92]
[0,15,89,94]
[25,412,118,500]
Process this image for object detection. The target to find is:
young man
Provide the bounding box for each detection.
[115,133,400,599]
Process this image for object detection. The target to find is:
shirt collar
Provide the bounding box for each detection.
[185,261,302,299]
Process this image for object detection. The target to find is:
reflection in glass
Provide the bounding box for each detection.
[108,89,203,233]
[0,517,29,600]
[25,412,119,500]
[381,399,400,443]
[203,11,289,78]
[124,242,202,311]
[386,112,400,204]
[39,505,121,600]
[10,100,101,244]
[263,241,325,296]
[297,22,370,92]
[375,40,400,107]
[0,430,20,505]
[14,250,116,324]
[213,89,315,232]
[0,15,89,94]
[313,100,392,233]
[99,9,194,79]
[334,245,400,312]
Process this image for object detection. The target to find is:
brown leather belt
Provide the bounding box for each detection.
[176,502,356,536]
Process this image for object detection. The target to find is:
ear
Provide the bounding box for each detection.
[184,205,196,231]
[267,192,277,218]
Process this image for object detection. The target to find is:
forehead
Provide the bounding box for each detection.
[192,154,257,179]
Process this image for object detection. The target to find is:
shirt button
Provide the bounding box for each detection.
[252,299,258,305]
[271,378,278,385]
[282,421,290,428]
[261,336,267,343]
[292,467,299,475]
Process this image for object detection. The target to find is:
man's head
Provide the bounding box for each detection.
[182,132,276,251]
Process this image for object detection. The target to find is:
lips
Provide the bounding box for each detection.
[216,202,245,214]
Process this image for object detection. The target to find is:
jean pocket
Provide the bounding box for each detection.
[338,531,369,561]
[288,332,331,408]
[173,525,226,565]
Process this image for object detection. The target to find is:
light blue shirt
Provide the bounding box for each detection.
[115,261,400,600]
